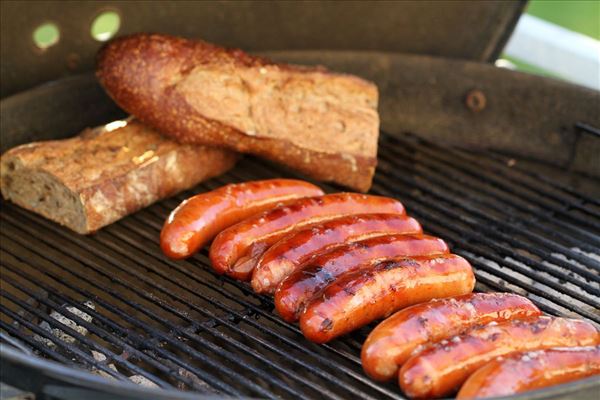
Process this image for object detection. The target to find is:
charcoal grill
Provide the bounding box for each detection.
[1,2,600,400]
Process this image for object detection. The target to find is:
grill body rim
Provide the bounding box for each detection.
[4,344,600,400]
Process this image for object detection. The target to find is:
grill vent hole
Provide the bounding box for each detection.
[91,11,120,42]
[33,22,60,50]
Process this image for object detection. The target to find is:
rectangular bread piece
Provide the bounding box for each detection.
[0,119,238,234]
[96,33,379,192]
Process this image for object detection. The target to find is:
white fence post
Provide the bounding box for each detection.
[503,14,600,91]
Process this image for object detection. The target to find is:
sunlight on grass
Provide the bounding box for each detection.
[527,0,599,40]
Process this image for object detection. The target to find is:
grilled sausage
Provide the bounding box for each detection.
[399,316,600,399]
[275,234,449,322]
[300,254,475,343]
[252,214,422,294]
[361,292,541,381]
[161,179,324,259]
[457,346,600,399]
[209,193,406,280]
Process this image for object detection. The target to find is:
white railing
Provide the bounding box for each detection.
[503,14,600,91]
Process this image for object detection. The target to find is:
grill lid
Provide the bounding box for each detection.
[0,0,527,97]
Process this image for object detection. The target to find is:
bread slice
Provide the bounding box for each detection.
[0,119,237,234]
[96,34,379,192]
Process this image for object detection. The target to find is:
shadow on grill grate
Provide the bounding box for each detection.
[1,132,599,399]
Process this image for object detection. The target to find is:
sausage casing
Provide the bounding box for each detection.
[209,193,406,280]
[457,346,600,399]
[252,213,422,294]
[300,254,475,343]
[399,316,600,399]
[275,234,449,322]
[160,179,324,259]
[361,292,541,381]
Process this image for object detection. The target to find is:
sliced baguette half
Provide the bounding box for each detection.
[96,33,379,192]
[0,119,237,234]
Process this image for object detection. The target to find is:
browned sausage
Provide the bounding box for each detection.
[160,179,324,259]
[361,292,541,381]
[275,234,449,322]
[399,316,600,399]
[209,193,406,280]
[251,213,422,294]
[300,254,475,343]
[457,346,600,399]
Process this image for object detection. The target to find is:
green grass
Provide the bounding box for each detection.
[500,55,559,79]
[526,0,599,40]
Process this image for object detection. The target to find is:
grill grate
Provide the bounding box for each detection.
[1,132,599,399]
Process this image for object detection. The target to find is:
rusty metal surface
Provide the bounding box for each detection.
[0,0,526,97]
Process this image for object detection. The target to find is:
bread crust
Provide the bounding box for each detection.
[0,119,237,234]
[96,34,378,192]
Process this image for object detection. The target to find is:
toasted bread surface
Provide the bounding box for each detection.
[96,34,379,191]
[0,119,237,233]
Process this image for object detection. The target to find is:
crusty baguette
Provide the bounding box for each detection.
[96,33,379,192]
[0,119,238,234]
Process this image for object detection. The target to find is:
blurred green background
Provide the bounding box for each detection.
[527,0,599,39]
[501,0,599,78]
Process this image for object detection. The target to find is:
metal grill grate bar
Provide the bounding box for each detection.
[0,292,128,382]
[0,221,331,399]
[395,134,600,218]
[2,131,598,398]
[0,279,169,386]
[1,231,251,396]
[384,139,599,247]
[373,156,600,284]
[118,214,374,365]
[2,206,401,399]
[0,247,225,393]
[122,211,377,373]
[1,318,80,367]
[375,157,599,274]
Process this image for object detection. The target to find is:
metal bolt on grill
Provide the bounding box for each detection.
[1,131,599,399]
